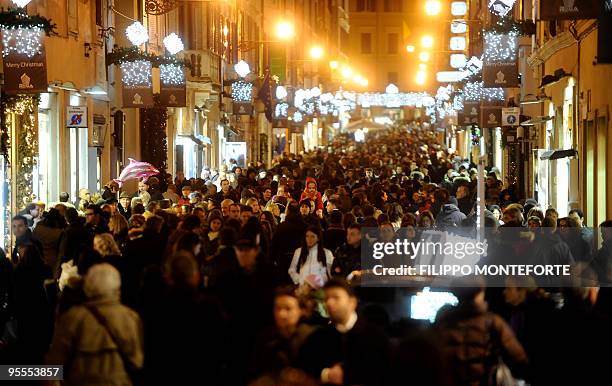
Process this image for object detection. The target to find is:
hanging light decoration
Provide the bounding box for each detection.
[483,31,518,62]
[120,60,152,87]
[1,26,44,58]
[234,60,251,78]
[231,80,253,102]
[275,102,289,118]
[463,81,504,102]
[125,22,149,46]
[488,0,516,17]
[159,63,184,85]
[10,0,32,8]
[163,32,184,55]
[275,85,288,100]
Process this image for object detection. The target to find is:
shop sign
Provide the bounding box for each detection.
[1,28,48,94]
[480,106,503,128]
[66,106,88,127]
[540,0,601,20]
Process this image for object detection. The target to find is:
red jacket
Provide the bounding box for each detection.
[300,177,324,211]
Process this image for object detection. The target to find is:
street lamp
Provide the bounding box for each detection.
[424,0,442,15]
[329,60,339,69]
[419,52,430,62]
[416,70,427,85]
[309,45,324,60]
[275,21,295,40]
[421,35,434,48]
[406,45,416,53]
[341,66,353,79]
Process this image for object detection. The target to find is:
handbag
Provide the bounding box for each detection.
[85,304,143,386]
[486,316,517,386]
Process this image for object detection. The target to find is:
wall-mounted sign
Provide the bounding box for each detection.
[121,60,154,108]
[233,102,253,115]
[160,64,186,107]
[66,106,88,127]
[481,106,502,128]
[1,28,48,94]
[458,102,480,126]
[540,0,601,20]
[502,107,520,126]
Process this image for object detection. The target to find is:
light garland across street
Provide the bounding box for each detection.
[120,60,152,87]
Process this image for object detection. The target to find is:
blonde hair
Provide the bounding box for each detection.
[94,233,122,257]
[109,213,128,235]
[265,202,279,213]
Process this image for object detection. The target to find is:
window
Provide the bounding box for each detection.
[355,0,376,12]
[387,33,399,54]
[384,0,402,12]
[388,72,399,84]
[361,33,372,54]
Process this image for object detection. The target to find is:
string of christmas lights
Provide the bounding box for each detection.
[231,80,253,102]
[159,63,185,86]
[120,60,152,87]
[483,31,518,63]
[275,102,289,118]
[463,81,504,102]
[1,26,43,58]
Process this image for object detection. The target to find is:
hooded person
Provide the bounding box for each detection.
[435,201,467,229]
[300,177,324,212]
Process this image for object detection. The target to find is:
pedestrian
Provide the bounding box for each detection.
[289,226,334,286]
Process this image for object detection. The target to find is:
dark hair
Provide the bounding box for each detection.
[181,215,201,231]
[241,205,253,213]
[297,226,327,274]
[347,223,362,232]
[329,209,343,226]
[59,192,70,202]
[323,277,355,297]
[166,251,199,289]
[133,203,145,215]
[12,215,28,226]
[343,213,357,230]
[175,232,201,255]
[569,208,584,219]
[218,226,237,246]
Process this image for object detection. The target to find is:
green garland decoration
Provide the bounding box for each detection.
[1,94,39,208]
[483,17,536,36]
[140,94,168,184]
[106,46,189,68]
[0,8,56,34]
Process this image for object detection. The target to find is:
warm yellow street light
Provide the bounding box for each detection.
[406,44,416,53]
[416,70,427,85]
[419,52,430,62]
[360,78,369,87]
[275,21,295,40]
[424,0,442,15]
[419,63,428,70]
[341,66,353,78]
[421,35,434,48]
[309,45,324,60]
[329,60,339,69]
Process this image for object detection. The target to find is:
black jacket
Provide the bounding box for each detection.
[298,317,390,386]
[270,216,306,281]
[324,227,346,253]
[331,243,362,278]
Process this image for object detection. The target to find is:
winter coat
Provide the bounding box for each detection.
[435,204,467,228]
[435,303,528,386]
[46,297,143,386]
[300,177,324,211]
[32,223,64,275]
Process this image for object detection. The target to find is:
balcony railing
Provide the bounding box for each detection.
[182,49,221,85]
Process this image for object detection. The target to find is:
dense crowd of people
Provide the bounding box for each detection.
[1,126,612,386]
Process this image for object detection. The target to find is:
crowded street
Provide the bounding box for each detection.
[2,0,612,385]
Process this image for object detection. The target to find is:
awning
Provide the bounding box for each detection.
[540,149,578,160]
